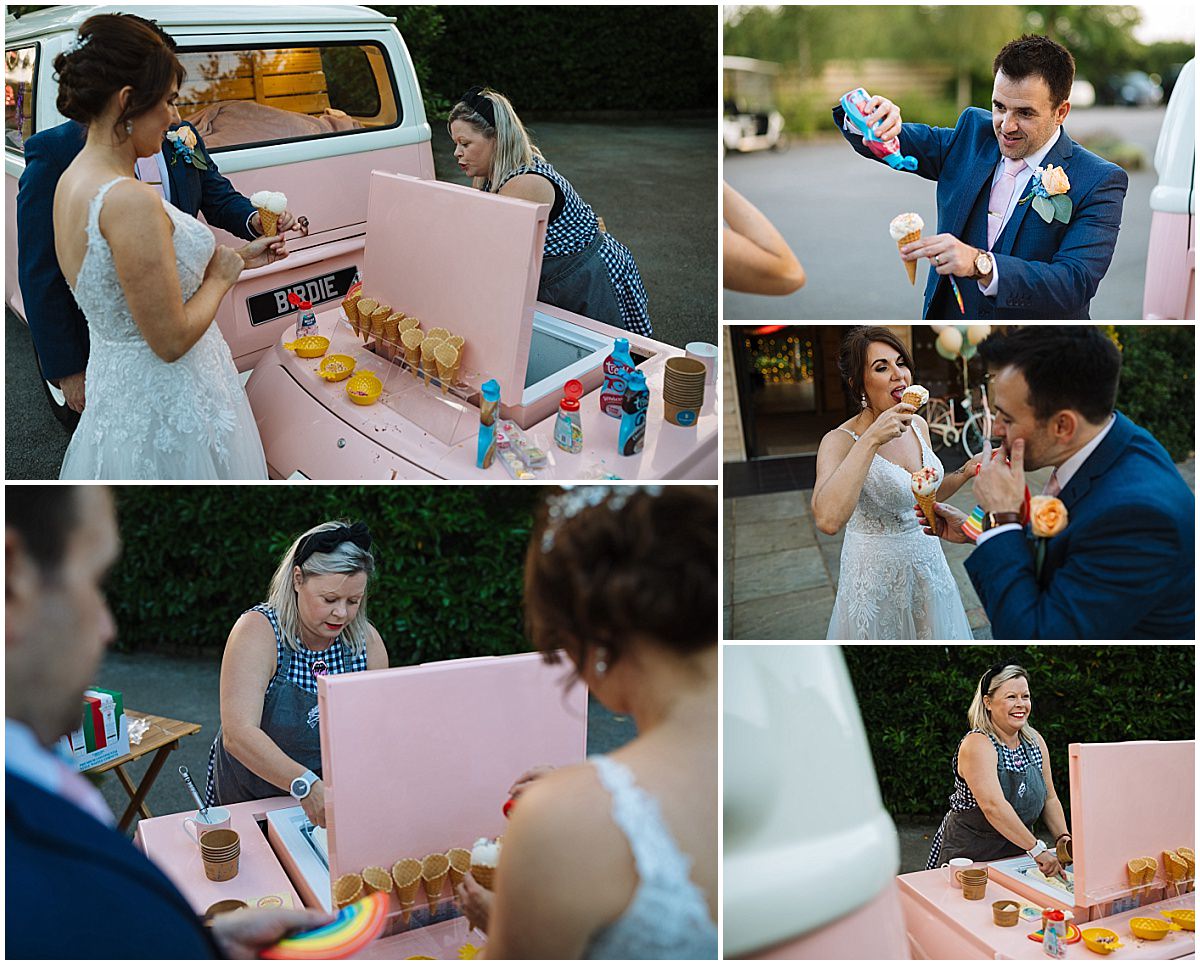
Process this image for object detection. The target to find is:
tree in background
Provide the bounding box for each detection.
[1112,325,1196,463]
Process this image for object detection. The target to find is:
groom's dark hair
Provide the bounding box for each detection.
[978,326,1121,425]
[994,35,1076,107]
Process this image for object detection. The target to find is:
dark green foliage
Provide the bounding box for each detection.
[404,5,717,113]
[842,646,1195,819]
[108,486,544,664]
[1113,326,1196,463]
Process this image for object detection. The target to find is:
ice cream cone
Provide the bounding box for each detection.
[1128,858,1148,896]
[897,229,921,285]
[355,299,379,342]
[447,848,471,888]
[398,315,420,333]
[363,865,393,895]
[369,305,391,349]
[915,493,938,529]
[427,326,450,341]
[257,208,279,238]
[1143,856,1158,888]
[421,338,443,387]
[1164,851,1187,883]
[392,858,422,926]
[383,312,404,362]
[334,872,364,909]
[434,342,460,394]
[469,863,495,890]
[1178,848,1195,890]
[342,292,363,337]
[401,328,425,375]
[901,384,929,409]
[421,853,450,914]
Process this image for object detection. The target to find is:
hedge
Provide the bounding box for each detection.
[109,486,544,663]
[1112,326,1196,463]
[842,645,1195,818]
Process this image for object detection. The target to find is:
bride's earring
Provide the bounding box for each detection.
[861,394,868,409]
[124,120,134,135]
[593,647,609,679]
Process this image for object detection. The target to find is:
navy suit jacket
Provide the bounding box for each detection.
[6,771,217,958]
[16,120,256,381]
[964,412,1194,639]
[833,104,1128,320]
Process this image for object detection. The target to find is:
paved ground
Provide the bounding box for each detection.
[725,106,1164,321]
[90,650,637,836]
[6,120,716,479]
[724,457,1195,639]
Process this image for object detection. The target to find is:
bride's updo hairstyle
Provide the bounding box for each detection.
[838,326,916,410]
[524,486,716,674]
[54,14,185,137]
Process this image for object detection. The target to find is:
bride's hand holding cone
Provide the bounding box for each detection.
[863,401,916,448]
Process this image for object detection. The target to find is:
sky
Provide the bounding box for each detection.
[1132,2,1196,42]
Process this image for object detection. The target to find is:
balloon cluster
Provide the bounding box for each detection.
[932,324,991,362]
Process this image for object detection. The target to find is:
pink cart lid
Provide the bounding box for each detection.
[317,652,587,881]
[362,172,549,408]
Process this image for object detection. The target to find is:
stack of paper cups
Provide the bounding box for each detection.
[663,356,706,427]
[684,341,718,386]
[199,828,240,881]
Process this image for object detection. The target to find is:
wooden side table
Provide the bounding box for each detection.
[89,710,201,831]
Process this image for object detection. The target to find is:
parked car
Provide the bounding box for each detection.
[1105,70,1163,107]
[1069,78,1096,109]
[1143,58,1194,320]
[4,4,434,423]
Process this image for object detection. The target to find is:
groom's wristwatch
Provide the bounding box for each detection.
[971,249,994,280]
[984,511,1022,531]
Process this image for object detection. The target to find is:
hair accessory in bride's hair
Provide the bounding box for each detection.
[64,33,92,56]
[540,485,663,553]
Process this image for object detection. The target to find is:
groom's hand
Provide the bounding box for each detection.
[863,95,902,142]
[974,439,1026,514]
[917,501,970,543]
[900,233,977,277]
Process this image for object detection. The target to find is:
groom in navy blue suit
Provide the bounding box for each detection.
[919,327,1194,639]
[834,35,1128,320]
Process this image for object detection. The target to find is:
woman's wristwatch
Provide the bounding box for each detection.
[1027,839,1048,859]
[290,768,319,801]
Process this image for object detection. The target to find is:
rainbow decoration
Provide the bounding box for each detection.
[961,504,987,542]
[948,276,966,315]
[262,891,389,960]
[1027,921,1082,944]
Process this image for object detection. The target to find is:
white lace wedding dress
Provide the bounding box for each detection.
[826,426,973,639]
[59,177,267,479]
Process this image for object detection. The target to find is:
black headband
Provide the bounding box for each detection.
[293,522,371,571]
[980,660,1020,699]
[460,86,496,129]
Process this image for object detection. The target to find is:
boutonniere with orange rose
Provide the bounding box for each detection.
[1029,494,1068,579]
[165,125,209,171]
[1018,164,1071,225]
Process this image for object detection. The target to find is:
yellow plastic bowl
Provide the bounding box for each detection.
[285,335,330,358]
[318,354,356,382]
[346,370,382,406]
[1161,910,1195,931]
[1081,928,1122,954]
[1130,917,1179,940]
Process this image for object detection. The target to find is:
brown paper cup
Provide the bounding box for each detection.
[203,853,240,882]
[993,900,1019,926]
[205,899,248,922]
[962,877,987,900]
[664,399,701,428]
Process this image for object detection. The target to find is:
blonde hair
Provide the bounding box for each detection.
[968,664,1040,744]
[265,521,375,658]
[448,87,543,192]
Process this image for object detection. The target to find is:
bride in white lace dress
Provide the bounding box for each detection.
[814,328,978,639]
[455,487,717,958]
[51,18,283,479]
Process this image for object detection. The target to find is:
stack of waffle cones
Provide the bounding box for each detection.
[354,299,378,341]
[1179,848,1196,892]
[333,872,364,909]
[391,858,422,926]
[1126,857,1156,898]
[447,848,471,888]
[362,865,393,897]
[421,853,450,915]
[342,292,363,338]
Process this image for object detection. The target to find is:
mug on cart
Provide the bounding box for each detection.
[183,806,232,842]
[942,857,973,886]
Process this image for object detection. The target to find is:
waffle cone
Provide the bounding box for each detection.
[1164,851,1187,882]
[257,207,279,237]
[356,299,379,342]
[392,858,422,900]
[401,328,425,373]
[422,853,449,913]
[421,339,443,387]
[915,493,938,530]
[363,866,393,895]
[342,292,363,337]
[434,342,459,394]
[897,229,921,285]
[470,863,496,890]
[1143,856,1157,886]
[447,848,471,888]
[334,872,364,908]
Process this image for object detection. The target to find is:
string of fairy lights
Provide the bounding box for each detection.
[744,333,813,384]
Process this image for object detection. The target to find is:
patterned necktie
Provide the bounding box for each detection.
[1043,468,1061,498]
[987,157,1027,249]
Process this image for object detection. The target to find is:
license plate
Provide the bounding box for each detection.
[247,266,359,326]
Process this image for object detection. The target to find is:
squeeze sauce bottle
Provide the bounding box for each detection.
[554,379,584,454]
[599,338,635,418]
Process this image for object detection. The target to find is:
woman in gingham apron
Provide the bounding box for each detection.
[206,521,388,827]
[448,87,652,336]
[926,662,1071,881]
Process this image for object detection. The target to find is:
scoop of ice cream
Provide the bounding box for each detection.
[249,190,271,208]
[470,837,501,868]
[901,384,929,407]
[911,466,941,497]
[265,191,288,214]
[889,212,924,241]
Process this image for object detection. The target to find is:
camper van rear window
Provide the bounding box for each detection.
[5,45,38,154]
[175,42,400,151]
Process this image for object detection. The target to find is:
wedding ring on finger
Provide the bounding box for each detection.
[933,255,941,266]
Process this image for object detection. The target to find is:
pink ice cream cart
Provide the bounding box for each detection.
[245,171,717,480]
[135,652,588,958]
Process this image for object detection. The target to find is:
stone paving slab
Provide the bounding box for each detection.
[732,586,836,640]
[732,546,829,605]
[734,517,818,558]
